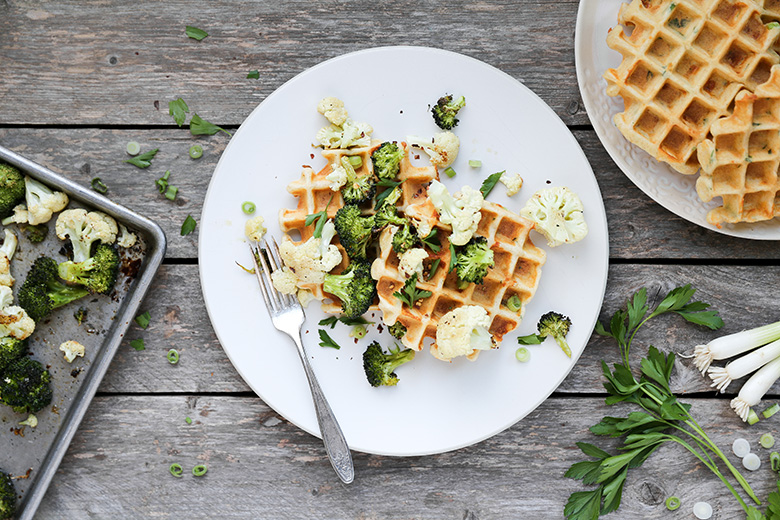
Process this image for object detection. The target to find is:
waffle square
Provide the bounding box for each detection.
[278,142,438,311]
[696,65,780,224]
[371,199,546,361]
[605,0,780,174]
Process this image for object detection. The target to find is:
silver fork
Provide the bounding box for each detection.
[248,237,354,484]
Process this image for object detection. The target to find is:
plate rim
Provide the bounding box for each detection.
[199,45,610,456]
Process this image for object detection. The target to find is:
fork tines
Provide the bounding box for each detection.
[248,238,297,312]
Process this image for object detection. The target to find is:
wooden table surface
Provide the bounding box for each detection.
[3,1,780,518]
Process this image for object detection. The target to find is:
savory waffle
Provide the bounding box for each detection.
[278,141,438,311]
[605,0,780,174]
[696,65,780,224]
[371,198,546,360]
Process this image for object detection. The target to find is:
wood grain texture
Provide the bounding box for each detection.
[0,0,586,127]
[2,128,780,260]
[34,395,780,519]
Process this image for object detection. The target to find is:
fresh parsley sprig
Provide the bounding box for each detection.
[190,113,232,136]
[565,284,756,520]
[304,196,333,239]
[421,229,441,253]
[374,179,402,209]
[318,316,373,329]
[124,148,159,168]
[318,329,341,349]
[393,273,432,308]
[479,170,504,198]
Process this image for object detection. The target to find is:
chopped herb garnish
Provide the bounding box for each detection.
[156,170,173,194]
[189,144,203,159]
[444,166,457,178]
[126,141,141,156]
[135,311,151,329]
[181,215,197,236]
[480,170,504,198]
[165,185,178,201]
[169,463,183,478]
[91,177,108,194]
[167,349,180,364]
[185,26,208,41]
[448,241,457,273]
[374,179,402,209]
[190,113,231,136]
[393,273,432,308]
[124,148,159,168]
[421,229,442,253]
[318,316,372,329]
[242,201,256,214]
[427,258,441,280]
[247,70,260,79]
[769,21,780,29]
[517,333,544,345]
[318,329,341,349]
[468,159,482,168]
[168,98,190,127]
[304,196,333,238]
[192,464,208,477]
[130,339,145,351]
[185,416,192,424]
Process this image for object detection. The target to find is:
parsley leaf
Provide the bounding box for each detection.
[181,215,197,236]
[448,241,457,273]
[517,333,543,345]
[247,70,260,79]
[318,329,341,349]
[374,179,402,209]
[393,273,432,308]
[124,148,158,168]
[426,258,441,280]
[130,339,146,351]
[304,196,333,239]
[168,98,190,127]
[421,229,442,253]
[190,113,231,136]
[185,26,209,41]
[479,170,504,198]
[318,316,372,329]
[134,311,151,329]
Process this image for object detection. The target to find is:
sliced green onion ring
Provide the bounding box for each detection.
[185,416,192,425]
[443,166,457,178]
[665,496,681,511]
[189,144,203,159]
[770,451,780,471]
[192,464,208,477]
[748,409,761,425]
[167,349,180,364]
[91,177,108,194]
[349,325,367,339]
[468,160,482,168]
[347,155,362,168]
[126,141,141,156]
[763,403,780,419]
[169,463,183,478]
[761,433,775,449]
[515,347,530,363]
[242,201,256,214]
[506,294,522,313]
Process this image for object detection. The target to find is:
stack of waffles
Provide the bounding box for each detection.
[605,0,780,225]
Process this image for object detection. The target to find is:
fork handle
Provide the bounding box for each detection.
[291,333,355,484]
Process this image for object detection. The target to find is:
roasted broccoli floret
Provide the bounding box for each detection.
[391,223,421,255]
[334,204,375,261]
[339,156,376,205]
[18,257,89,321]
[362,341,415,387]
[373,187,406,230]
[58,243,120,294]
[371,142,404,181]
[432,94,466,130]
[23,223,49,243]
[0,162,25,220]
[388,321,407,340]
[454,235,494,284]
[0,357,53,414]
[323,261,376,319]
[0,337,27,373]
[0,470,15,520]
[538,311,572,358]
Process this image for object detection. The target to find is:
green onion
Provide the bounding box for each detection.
[771,451,780,471]
[444,167,457,178]
[748,408,761,425]
[665,496,680,511]
[91,177,108,194]
[192,464,208,477]
[169,463,183,478]
[506,294,522,313]
[769,21,780,29]
[693,319,780,373]
[189,144,203,159]
[185,416,192,425]
[126,141,141,156]
[457,279,470,290]
[167,349,180,364]
[247,70,260,79]
[763,403,780,418]
[130,339,145,351]
[743,452,761,471]
[135,311,151,329]
[468,160,482,168]
[426,258,441,281]
[349,325,367,339]
[761,433,775,449]
[347,155,362,168]
[242,201,256,214]
[181,215,197,236]
[515,347,530,363]
[165,186,178,201]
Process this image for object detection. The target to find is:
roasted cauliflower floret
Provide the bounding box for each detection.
[55,209,119,263]
[398,248,428,280]
[117,224,138,248]
[23,176,69,225]
[407,131,460,168]
[0,285,35,341]
[427,180,483,246]
[244,215,267,242]
[59,340,86,363]
[435,305,495,361]
[520,186,588,247]
[317,97,348,126]
[0,230,18,288]
[499,172,524,196]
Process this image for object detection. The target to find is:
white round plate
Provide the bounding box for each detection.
[199,46,609,456]
[575,0,780,239]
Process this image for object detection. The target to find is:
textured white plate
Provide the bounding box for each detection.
[575,0,780,239]
[199,46,609,456]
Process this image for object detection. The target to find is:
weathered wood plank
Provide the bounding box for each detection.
[32,395,780,519]
[2,128,780,260]
[95,263,780,399]
[0,0,587,126]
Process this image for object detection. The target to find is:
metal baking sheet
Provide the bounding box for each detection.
[0,144,166,520]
